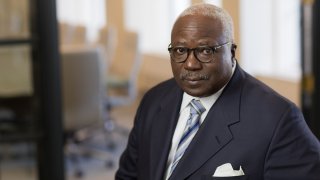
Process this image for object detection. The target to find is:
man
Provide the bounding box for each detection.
[116,3,320,180]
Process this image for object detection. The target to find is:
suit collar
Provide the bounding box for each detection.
[169,65,246,179]
[149,81,183,180]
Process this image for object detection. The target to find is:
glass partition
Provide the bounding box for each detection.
[0,45,33,97]
[0,0,38,179]
[0,0,30,39]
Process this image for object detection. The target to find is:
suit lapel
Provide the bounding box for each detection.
[150,82,183,180]
[169,66,246,180]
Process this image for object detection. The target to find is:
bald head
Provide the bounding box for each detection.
[174,3,234,42]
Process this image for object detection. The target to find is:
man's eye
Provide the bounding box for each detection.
[174,47,187,54]
[198,47,213,55]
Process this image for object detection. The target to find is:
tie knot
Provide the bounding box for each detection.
[190,99,206,115]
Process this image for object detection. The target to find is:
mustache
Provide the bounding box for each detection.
[180,71,209,80]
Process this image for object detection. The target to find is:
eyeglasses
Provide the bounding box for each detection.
[168,42,231,63]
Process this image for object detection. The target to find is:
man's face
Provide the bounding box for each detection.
[170,15,234,97]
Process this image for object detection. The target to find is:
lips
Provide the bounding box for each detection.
[184,77,202,81]
[179,71,208,87]
[183,78,204,86]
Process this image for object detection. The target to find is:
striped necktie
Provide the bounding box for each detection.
[169,99,206,176]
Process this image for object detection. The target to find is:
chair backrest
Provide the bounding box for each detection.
[60,45,106,131]
[59,22,87,45]
[97,26,118,65]
[97,28,142,107]
[123,32,142,103]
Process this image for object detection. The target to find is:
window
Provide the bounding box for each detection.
[240,0,301,80]
[56,0,225,55]
[124,0,191,55]
[56,0,106,42]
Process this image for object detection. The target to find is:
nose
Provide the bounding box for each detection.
[184,50,202,70]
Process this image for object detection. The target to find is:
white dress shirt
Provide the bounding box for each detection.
[164,62,236,180]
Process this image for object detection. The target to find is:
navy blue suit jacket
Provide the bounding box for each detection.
[116,66,320,180]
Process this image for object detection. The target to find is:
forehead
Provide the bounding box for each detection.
[171,15,224,44]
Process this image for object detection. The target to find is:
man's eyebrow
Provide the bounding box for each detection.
[171,42,187,46]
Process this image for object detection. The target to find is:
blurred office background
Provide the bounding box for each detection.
[0,0,319,179]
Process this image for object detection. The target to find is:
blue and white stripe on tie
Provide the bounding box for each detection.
[168,99,206,176]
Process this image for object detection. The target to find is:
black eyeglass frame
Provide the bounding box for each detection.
[168,42,232,63]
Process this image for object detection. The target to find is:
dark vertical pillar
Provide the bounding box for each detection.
[31,0,65,179]
[312,0,320,139]
[301,0,320,139]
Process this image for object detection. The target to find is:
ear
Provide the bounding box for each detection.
[231,44,237,59]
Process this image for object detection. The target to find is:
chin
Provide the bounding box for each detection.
[184,89,207,97]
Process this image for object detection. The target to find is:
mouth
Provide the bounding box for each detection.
[183,78,205,86]
[184,76,202,81]
[180,72,209,83]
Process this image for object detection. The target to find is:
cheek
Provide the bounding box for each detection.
[209,54,233,79]
[171,62,182,76]
[203,62,232,91]
[209,63,231,82]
